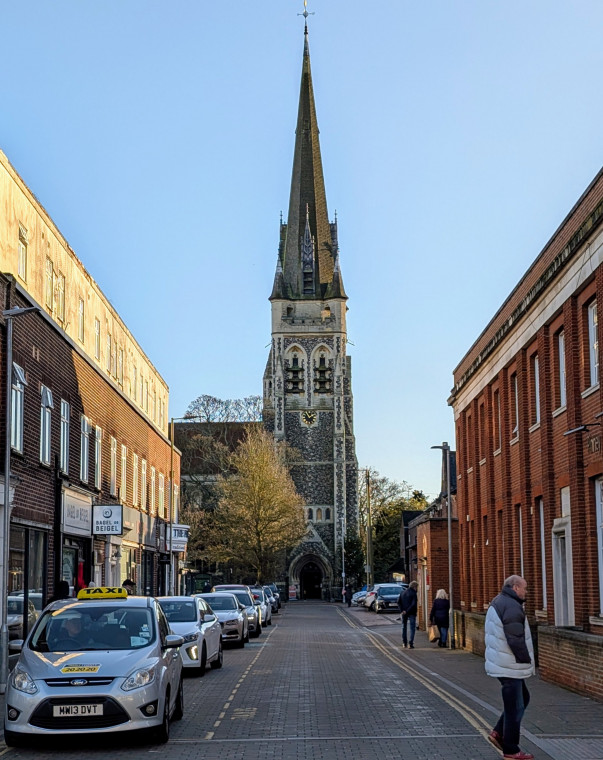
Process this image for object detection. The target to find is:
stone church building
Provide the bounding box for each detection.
[262,24,359,600]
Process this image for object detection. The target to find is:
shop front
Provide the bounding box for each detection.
[61,487,93,595]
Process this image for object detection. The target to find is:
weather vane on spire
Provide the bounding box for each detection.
[298,0,314,21]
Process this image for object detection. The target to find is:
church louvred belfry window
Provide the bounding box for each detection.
[286,351,305,394]
[313,352,332,394]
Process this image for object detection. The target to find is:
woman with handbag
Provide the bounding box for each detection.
[429,589,450,648]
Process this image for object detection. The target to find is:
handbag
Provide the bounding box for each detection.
[428,624,439,643]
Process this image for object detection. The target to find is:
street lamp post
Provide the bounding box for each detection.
[341,516,346,598]
[365,469,373,588]
[431,442,455,650]
[1,305,39,694]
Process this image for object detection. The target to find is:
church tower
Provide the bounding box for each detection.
[263,21,358,599]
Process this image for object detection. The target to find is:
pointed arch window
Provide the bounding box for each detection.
[307,508,314,521]
[313,351,332,394]
[316,508,323,521]
[286,351,305,394]
[325,508,331,521]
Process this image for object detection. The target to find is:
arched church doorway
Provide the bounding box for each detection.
[300,562,323,600]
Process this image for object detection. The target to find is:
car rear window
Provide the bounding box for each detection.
[158,600,197,623]
[232,591,253,606]
[201,595,237,610]
[379,586,402,594]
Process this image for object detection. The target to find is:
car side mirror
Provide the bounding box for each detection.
[203,613,216,622]
[8,639,23,653]
[164,634,184,649]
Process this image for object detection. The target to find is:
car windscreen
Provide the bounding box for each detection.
[232,591,253,606]
[7,598,23,614]
[158,599,197,623]
[201,595,237,611]
[30,605,155,652]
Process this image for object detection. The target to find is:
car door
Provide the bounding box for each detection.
[199,599,219,659]
[155,602,180,709]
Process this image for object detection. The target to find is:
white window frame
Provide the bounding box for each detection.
[118,348,124,387]
[133,366,137,402]
[60,399,70,473]
[533,355,540,425]
[158,473,165,518]
[141,459,147,511]
[133,453,139,507]
[18,236,27,281]
[11,364,26,453]
[106,334,112,373]
[120,444,127,503]
[558,331,566,409]
[110,436,117,496]
[538,497,547,610]
[596,478,603,615]
[588,300,599,388]
[518,505,524,576]
[57,272,65,322]
[95,426,102,489]
[94,318,101,360]
[78,298,85,343]
[45,258,53,308]
[173,484,179,524]
[151,466,156,515]
[80,415,90,482]
[512,373,519,437]
[39,385,53,465]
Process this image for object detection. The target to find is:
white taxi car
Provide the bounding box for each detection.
[4,587,184,746]
[157,596,222,675]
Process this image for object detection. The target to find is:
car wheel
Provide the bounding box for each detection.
[244,625,250,643]
[173,677,184,720]
[199,642,207,676]
[266,616,272,626]
[253,622,262,638]
[370,602,375,612]
[236,631,245,648]
[4,728,27,748]
[152,692,170,744]
[211,641,223,669]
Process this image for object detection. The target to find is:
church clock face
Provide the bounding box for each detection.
[301,410,317,427]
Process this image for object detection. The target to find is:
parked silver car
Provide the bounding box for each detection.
[4,587,184,746]
[263,586,279,614]
[213,585,261,637]
[198,592,249,647]
[250,588,272,626]
[158,596,222,675]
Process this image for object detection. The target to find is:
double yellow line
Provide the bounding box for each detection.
[337,607,492,740]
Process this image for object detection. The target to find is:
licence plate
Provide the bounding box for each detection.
[53,704,103,717]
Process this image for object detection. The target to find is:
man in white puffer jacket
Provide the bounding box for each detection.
[484,575,535,760]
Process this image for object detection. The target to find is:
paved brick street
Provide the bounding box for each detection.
[1,603,602,760]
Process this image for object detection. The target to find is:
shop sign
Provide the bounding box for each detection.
[92,504,123,535]
[62,491,92,537]
[289,585,297,600]
[167,524,190,552]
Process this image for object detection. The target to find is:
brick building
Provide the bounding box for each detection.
[449,167,603,700]
[262,24,358,600]
[0,148,182,633]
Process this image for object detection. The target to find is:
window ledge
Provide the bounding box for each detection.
[466,467,473,474]
[479,458,486,467]
[582,384,600,399]
[510,436,519,446]
[529,422,541,433]
[535,609,548,621]
[493,447,501,457]
[552,405,567,418]
[589,616,603,627]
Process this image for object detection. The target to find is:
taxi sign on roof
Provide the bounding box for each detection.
[76,586,128,600]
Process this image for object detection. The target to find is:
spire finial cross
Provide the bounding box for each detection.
[298,0,314,21]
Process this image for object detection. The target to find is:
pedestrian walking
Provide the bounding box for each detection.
[429,589,450,647]
[399,580,418,649]
[485,575,535,760]
[344,585,353,607]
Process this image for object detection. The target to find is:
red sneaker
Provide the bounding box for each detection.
[503,752,534,760]
[488,730,503,751]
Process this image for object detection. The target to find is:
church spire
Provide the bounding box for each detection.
[272,22,346,301]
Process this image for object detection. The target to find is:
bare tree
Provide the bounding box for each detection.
[185,394,262,423]
[201,425,306,582]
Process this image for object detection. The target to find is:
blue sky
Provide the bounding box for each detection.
[2,2,603,499]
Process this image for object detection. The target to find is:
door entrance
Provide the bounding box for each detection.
[300,562,323,600]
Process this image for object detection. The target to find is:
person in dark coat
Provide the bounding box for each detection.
[398,580,418,649]
[344,585,353,607]
[429,589,451,647]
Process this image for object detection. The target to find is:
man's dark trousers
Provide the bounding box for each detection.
[401,613,416,647]
[494,677,530,754]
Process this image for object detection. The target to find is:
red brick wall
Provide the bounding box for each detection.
[538,626,603,702]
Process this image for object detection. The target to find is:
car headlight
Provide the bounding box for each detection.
[247,614,255,620]
[121,666,156,692]
[11,667,38,695]
[182,632,198,643]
